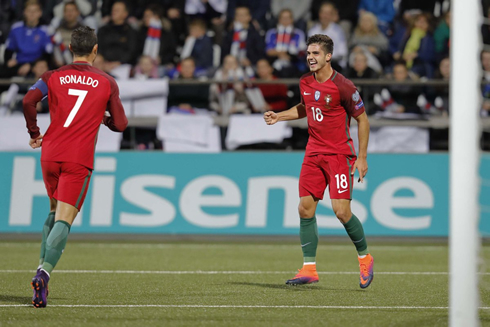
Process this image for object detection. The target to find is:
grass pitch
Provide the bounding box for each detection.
[1,239,490,326]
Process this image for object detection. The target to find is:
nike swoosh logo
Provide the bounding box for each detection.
[303,92,311,95]
[301,242,311,247]
[338,189,348,193]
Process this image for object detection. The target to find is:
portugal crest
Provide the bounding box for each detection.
[325,94,332,109]
[314,91,320,101]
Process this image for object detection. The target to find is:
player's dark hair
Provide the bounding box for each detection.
[306,34,334,55]
[71,26,97,57]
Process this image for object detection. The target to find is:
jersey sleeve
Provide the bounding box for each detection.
[103,78,128,132]
[338,78,365,117]
[22,71,52,139]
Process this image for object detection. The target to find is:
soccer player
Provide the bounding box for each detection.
[264,34,373,288]
[22,26,128,307]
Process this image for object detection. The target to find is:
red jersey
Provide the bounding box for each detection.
[300,70,365,157]
[23,61,128,169]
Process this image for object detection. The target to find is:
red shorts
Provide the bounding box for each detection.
[299,154,356,200]
[41,161,93,210]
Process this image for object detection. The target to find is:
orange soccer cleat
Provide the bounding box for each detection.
[358,254,374,289]
[285,264,319,285]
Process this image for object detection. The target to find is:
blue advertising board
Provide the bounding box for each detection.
[0,152,488,236]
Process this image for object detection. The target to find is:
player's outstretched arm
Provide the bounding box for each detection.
[23,87,44,146]
[351,112,370,182]
[264,103,306,125]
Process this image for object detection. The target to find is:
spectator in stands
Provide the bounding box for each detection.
[394,12,436,78]
[226,0,271,31]
[0,0,52,78]
[43,0,95,28]
[222,6,266,66]
[358,0,395,35]
[180,19,214,71]
[398,0,442,19]
[376,60,421,114]
[270,0,312,32]
[310,0,359,39]
[254,58,289,112]
[430,56,449,113]
[210,54,251,115]
[132,55,159,80]
[265,8,307,77]
[346,51,378,79]
[137,4,176,67]
[349,11,389,73]
[185,0,226,45]
[167,57,210,112]
[97,1,138,70]
[308,2,348,70]
[52,1,84,67]
[434,11,450,61]
[346,52,378,114]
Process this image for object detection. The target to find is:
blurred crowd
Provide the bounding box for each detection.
[1,0,490,148]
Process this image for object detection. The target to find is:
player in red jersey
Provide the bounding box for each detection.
[22,26,128,307]
[264,34,373,288]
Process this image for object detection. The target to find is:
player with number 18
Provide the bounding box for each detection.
[23,26,128,307]
[264,34,373,288]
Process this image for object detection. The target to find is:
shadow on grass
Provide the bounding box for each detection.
[0,294,32,304]
[230,281,357,292]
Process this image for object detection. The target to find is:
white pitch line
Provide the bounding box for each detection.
[2,304,490,310]
[1,269,489,275]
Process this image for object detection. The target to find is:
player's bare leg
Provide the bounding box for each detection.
[286,195,320,285]
[332,199,373,288]
[32,200,78,307]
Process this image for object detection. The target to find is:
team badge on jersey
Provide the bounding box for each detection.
[314,91,320,101]
[325,94,332,109]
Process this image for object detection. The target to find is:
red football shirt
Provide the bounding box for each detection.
[23,61,128,169]
[300,70,365,157]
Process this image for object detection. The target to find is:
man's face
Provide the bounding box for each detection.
[112,2,128,23]
[393,64,408,81]
[353,54,368,72]
[319,4,334,26]
[143,9,157,27]
[439,58,450,79]
[64,4,80,24]
[180,60,195,78]
[235,8,251,26]
[306,44,330,72]
[278,11,293,27]
[257,59,272,78]
[24,4,42,25]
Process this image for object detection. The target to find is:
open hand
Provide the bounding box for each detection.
[351,157,368,183]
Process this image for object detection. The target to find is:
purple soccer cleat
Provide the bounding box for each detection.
[31,269,50,308]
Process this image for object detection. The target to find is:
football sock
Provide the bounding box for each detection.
[300,216,318,264]
[39,211,55,266]
[343,214,369,256]
[41,220,71,275]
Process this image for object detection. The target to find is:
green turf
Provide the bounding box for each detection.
[1,240,490,326]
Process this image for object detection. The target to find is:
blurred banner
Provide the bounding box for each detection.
[1,152,489,236]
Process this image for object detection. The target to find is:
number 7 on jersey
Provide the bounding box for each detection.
[64,88,88,127]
